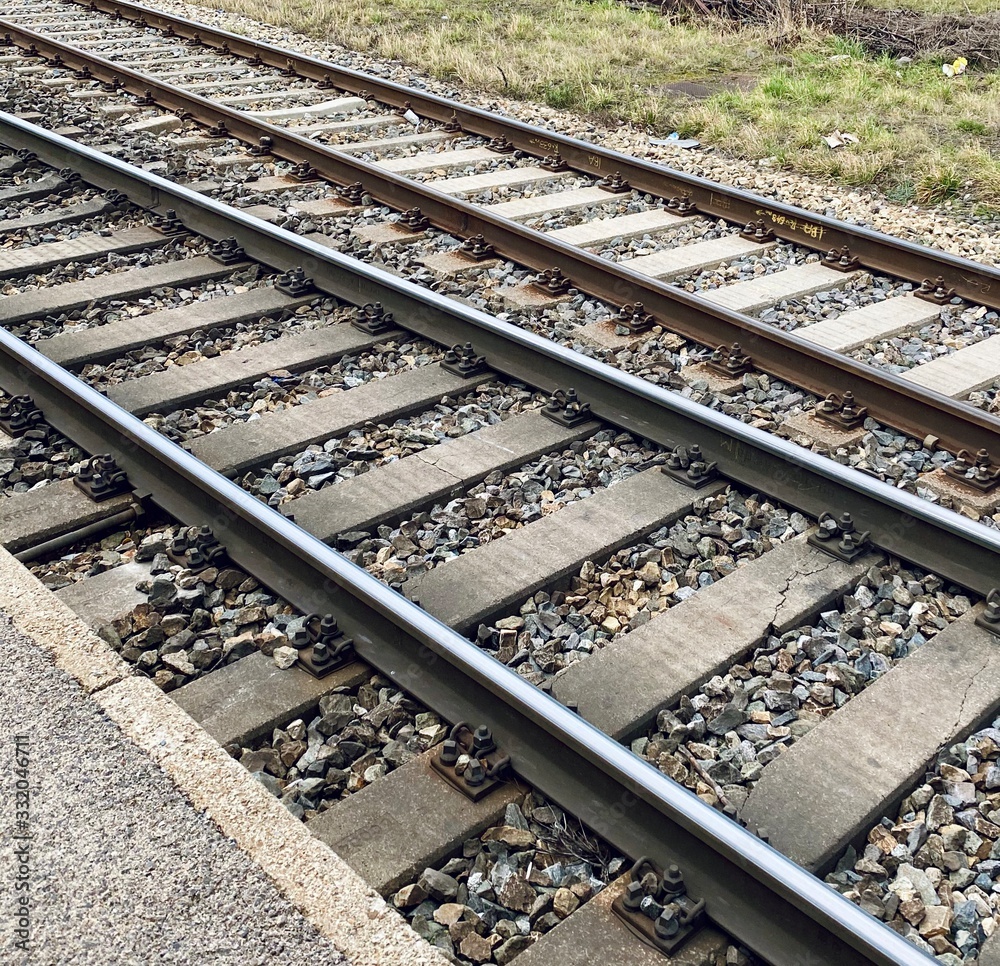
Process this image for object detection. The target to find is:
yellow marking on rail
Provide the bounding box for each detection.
[961,273,992,295]
[529,137,557,154]
[754,208,825,241]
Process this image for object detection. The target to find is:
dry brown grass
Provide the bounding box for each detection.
[190,0,778,125]
[856,0,997,13]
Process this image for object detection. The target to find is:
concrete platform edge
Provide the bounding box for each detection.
[0,546,446,966]
[0,545,128,694]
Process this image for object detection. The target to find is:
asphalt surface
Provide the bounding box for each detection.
[0,611,350,966]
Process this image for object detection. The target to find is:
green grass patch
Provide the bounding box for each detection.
[189,0,1000,210]
[684,37,1000,205]
[915,165,964,203]
[957,118,991,135]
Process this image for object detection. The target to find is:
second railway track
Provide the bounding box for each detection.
[2,8,1000,966]
[3,0,1000,481]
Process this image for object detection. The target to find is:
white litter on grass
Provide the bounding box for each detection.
[942,56,968,77]
[650,132,701,149]
[822,130,859,149]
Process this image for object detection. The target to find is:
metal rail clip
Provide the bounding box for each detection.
[539,152,569,172]
[807,511,872,562]
[486,136,515,154]
[292,612,354,677]
[531,267,573,297]
[289,161,319,183]
[430,723,510,801]
[0,394,47,439]
[74,454,131,502]
[338,181,366,206]
[457,234,496,262]
[166,525,227,573]
[661,444,718,489]
[822,246,861,272]
[352,302,396,335]
[611,857,706,955]
[442,343,489,378]
[739,219,775,243]
[977,590,1000,638]
[706,342,753,378]
[814,391,868,430]
[541,388,591,427]
[666,195,697,216]
[209,237,246,265]
[943,449,1000,493]
[915,275,956,305]
[56,168,83,197]
[148,208,186,235]
[615,302,655,335]
[5,148,35,174]
[275,267,314,297]
[397,207,430,232]
[597,171,631,194]
[249,136,273,157]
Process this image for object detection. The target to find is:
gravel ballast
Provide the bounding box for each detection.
[392,795,624,965]
[475,486,804,685]
[239,672,448,818]
[827,719,1000,963]
[637,560,970,816]
[28,523,302,692]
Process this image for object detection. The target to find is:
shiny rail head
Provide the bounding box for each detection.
[0,109,997,566]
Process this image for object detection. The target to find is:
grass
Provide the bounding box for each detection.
[685,42,1000,204]
[857,0,998,13]
[187,0,1000,210]
[227,0,763,126]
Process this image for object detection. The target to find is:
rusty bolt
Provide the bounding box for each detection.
[288,627,311,650]
[464,759,486,786]
[472,725,496,755]
[623,881,644,910]
[654,909,679,939]
[662,864,685,896]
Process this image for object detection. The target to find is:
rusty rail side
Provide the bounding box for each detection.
[4,18,1000,461]
[61,0,1000,309]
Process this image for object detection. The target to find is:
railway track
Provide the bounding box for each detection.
[2,7,1000,965]
[3,0,1000,499]
[0,117,996,966]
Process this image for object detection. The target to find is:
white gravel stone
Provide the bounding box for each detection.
[272,643,298,668]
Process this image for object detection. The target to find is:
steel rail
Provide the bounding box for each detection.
[0,116,939,966]
[3,110,998,601]
[4,22,1000,466]
[49,0,1000,310]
